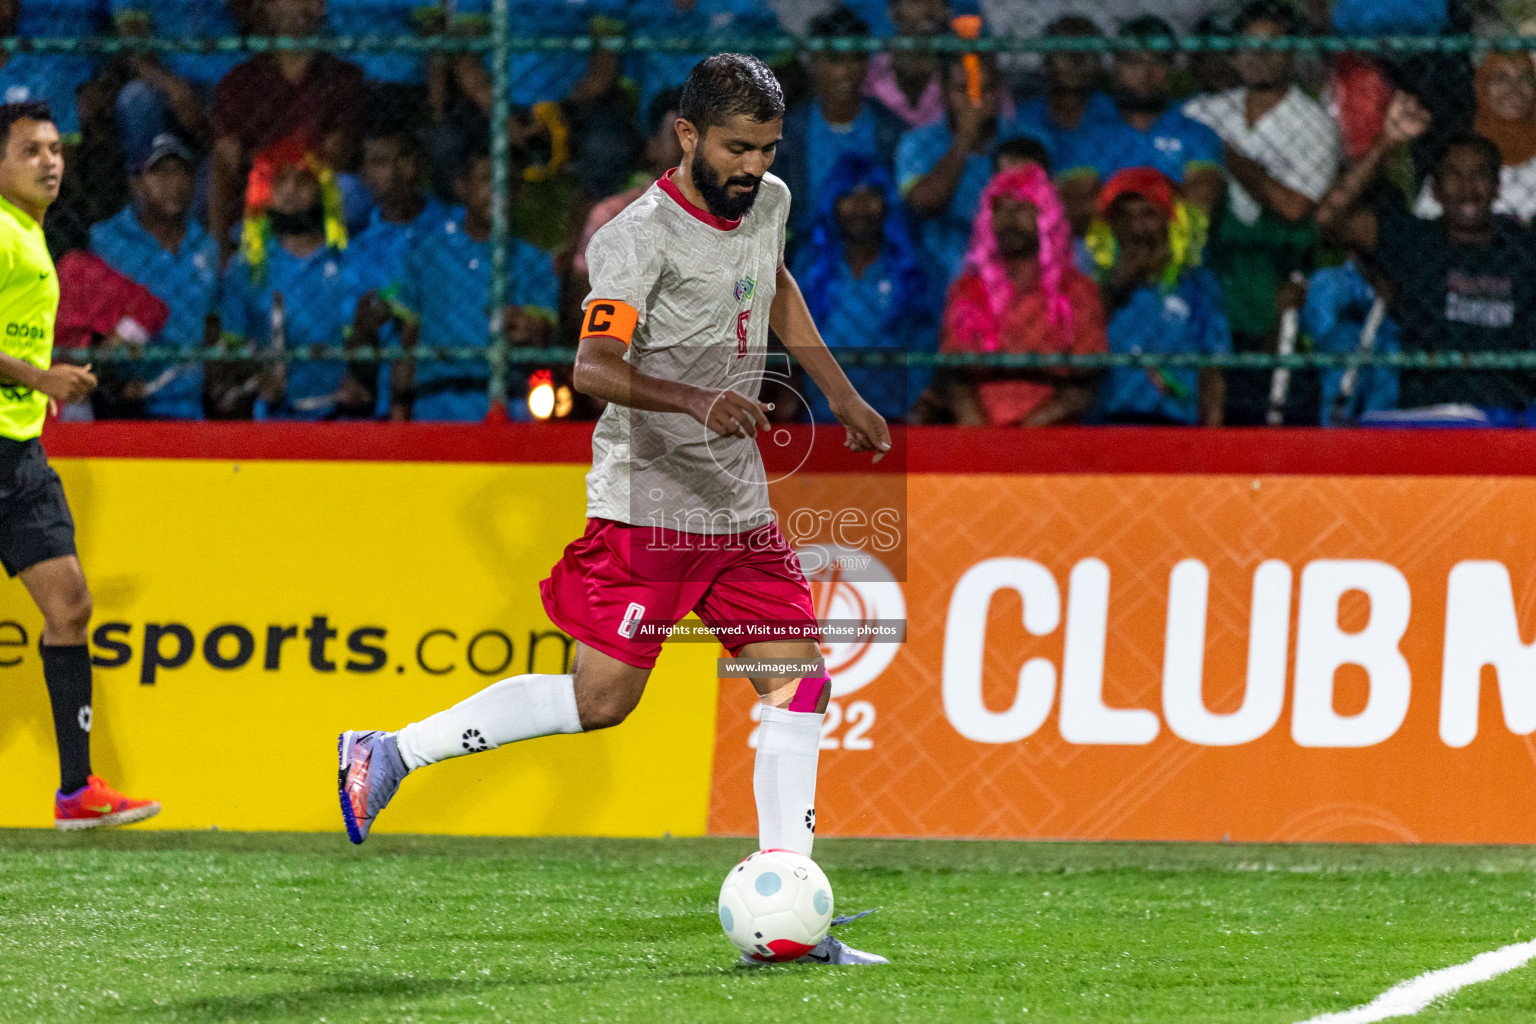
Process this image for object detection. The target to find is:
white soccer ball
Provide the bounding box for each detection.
[717,849,834,962]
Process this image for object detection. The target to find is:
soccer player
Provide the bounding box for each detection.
[339,54,892,965]
[0,101,161,829]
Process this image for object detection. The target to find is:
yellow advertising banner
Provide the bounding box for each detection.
[0,457,720,836]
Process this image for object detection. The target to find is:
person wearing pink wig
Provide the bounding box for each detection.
[940,163,1106,426]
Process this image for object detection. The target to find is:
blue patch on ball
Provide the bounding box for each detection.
[813,888,831,915]
[754,870,783,897]
[719,904,734,931]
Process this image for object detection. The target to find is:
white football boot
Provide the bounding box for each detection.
[792,933,890,965]
[740,911,888,966]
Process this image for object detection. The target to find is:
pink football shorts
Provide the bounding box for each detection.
[539,517,820,670]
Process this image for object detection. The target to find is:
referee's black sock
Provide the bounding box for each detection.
[41,644,92,795]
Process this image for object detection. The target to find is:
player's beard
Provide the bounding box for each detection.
[692,148,762,221]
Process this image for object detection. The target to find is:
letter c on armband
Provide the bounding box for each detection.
[580,299,639,345]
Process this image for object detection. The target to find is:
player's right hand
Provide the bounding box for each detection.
[38,363,98,408]
[692,387,771,440]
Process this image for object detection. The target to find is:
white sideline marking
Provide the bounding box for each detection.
[1296,939,1536,1023]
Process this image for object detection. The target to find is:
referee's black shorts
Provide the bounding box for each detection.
[0,437,76,577]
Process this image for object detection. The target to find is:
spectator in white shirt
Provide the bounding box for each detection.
[1181,0,1341,425]
[1183,0,1340,229]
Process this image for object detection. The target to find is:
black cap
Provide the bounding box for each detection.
[138,132,194,174]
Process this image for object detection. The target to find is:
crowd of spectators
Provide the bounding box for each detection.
[14,0,1536,426]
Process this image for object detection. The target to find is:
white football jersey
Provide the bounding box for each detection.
[581,169,790,535]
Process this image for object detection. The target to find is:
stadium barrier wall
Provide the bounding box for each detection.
[3,423,1536,843]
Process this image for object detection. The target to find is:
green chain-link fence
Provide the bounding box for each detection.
[16,0,1536,426]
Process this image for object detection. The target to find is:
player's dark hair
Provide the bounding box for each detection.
[1232,0,1304,36]
[0,101,54,151]
[1436,131,1502,187]
[994,136,1053,176]
[807,5,869,39]
[679,53,785,135]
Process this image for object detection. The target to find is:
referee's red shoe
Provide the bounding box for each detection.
[54,775,161,830]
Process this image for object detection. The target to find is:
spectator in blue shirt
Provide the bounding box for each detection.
[1089,167,1230,426]
[778,6,906,241]
[102,0,219,176]
[1302,259,1401,426]
[898,54,1039,292]
[0,0,95,145]
[17,0,107,36]
[90,134,218,420]
[430,1,636,199]
[0,59,95,148]
[444,0,624,109]
[346,114,451,317]
[215,136,364,420]
[343,111,451,414]
[1330,0,1448,35]
[1013,15,1120,236]
[793,154,934,423]
[622,0,782,120]
[326,0,446,86]
[391,145,559,421]
[1067,16,1225,218]
[110,0,246,88]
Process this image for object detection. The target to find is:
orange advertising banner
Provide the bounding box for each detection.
[709,473,1536,844]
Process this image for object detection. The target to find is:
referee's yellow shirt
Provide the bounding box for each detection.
[0,194,57,441]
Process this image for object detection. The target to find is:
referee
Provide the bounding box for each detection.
[0,101,159,829]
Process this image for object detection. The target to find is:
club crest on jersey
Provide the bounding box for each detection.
[734,276,756,302]
[736,310,751,356]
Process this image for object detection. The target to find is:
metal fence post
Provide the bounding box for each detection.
[487,0,511,416]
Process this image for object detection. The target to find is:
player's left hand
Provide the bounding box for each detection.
[40,362,98,414]
[831,396,892,464]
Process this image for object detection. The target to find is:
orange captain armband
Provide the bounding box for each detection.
[580,299,639,345]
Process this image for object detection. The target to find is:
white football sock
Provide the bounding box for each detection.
[394,673,582,771]
[754,704,823,855]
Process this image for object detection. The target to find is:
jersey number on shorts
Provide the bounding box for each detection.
[618,601,646,639]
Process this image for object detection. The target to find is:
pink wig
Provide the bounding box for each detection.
[959,164,1074,350]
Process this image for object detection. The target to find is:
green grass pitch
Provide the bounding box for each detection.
[1,830,1533,1023]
